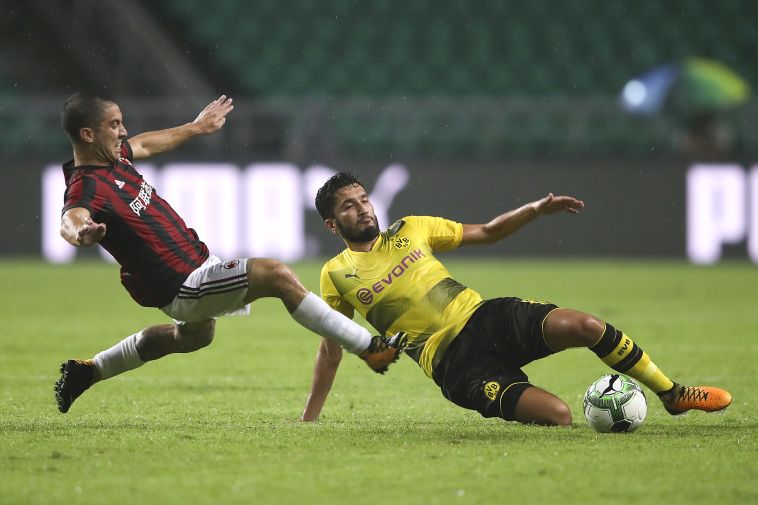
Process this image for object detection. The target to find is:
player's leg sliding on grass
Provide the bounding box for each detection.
[302,172,732,427]
[55,258,406,414]
[512,308,733,425]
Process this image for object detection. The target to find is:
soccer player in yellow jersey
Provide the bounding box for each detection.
[300,172,732,426]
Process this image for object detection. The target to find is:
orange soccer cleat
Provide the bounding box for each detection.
[359,333,408,374]
[661,383,733,415]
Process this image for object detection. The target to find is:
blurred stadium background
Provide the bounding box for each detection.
[1,0,756,263]
[2,4,756,504]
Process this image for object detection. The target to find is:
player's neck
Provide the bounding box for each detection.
[346,236,379,253]
[73,147,111,167]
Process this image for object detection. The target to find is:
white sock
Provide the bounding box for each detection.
[291,292,372,354]
[92,332,146,380]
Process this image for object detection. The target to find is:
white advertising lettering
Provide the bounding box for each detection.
[41,163,409,263]
[686,164,758,264]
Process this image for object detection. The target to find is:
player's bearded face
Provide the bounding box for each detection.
[335,213,380,243]
[331,183,381,243]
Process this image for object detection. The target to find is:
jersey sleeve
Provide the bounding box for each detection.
[407,215,463,252]
[319,263,355,318]
[62,174,109,216]
[121,140,133,161]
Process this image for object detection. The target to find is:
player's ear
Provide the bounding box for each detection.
[79,127,95,144]
[325,218,338,236]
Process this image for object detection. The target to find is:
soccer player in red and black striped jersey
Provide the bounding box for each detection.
[54,93,405,414]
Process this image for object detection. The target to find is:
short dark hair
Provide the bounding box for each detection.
[61,92,117,144]
[315,171,365,220]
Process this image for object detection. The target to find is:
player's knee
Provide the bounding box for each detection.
[554,312,603,347]
[529,399,572,426]
[268,262,307,303]
[512,392,573,426]
[256,260,295,293]
[546,311,600,350]
[192,330,215,350]
[549,402,573,426]
[177,319,216,352]
[270,260,297,286]
[576,315,604,347]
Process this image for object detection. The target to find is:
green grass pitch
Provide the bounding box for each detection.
[1,258,756,505]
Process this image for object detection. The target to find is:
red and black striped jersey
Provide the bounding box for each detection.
[62,141,210,307]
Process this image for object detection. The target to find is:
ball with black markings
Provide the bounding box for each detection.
[583,374,647,433]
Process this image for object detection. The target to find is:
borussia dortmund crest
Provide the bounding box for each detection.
[483,381,500,401]
[393,237,410,250]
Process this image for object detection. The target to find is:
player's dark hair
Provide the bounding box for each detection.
[315,171,365,220]
[61,91,117,144]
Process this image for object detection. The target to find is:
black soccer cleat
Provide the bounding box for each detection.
[359,332,408,374]
[54,359,95,413]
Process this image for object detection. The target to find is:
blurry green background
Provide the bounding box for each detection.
[1,0,756,160]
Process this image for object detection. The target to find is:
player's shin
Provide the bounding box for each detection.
[291,292,371,354]
[92,331,146,380]
[589,323,674,394]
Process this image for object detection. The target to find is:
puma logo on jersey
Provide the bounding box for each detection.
[345,269,360,279]
[114,180,125,189]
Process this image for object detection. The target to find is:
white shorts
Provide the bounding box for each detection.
[161,255,250,323]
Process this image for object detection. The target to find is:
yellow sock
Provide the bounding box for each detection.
[590,323,674,394]
[620,350,674,394]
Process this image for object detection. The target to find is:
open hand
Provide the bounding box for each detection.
[192,95,234,134]
[534,193,585,215]
[77,217,107,246]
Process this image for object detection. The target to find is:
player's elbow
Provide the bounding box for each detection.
[474,223,504,245]
[473,232,499,246]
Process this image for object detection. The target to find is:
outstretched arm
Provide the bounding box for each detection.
[301,337,344,421]
[461,193,584,246]
[128,95,234,159]
[61,207,106,246]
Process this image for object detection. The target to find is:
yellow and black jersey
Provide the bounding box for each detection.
[320,216,484,377]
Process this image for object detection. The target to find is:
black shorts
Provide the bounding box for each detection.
[432,297,559,421]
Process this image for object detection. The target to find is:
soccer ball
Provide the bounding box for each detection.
[583,374,647,433]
